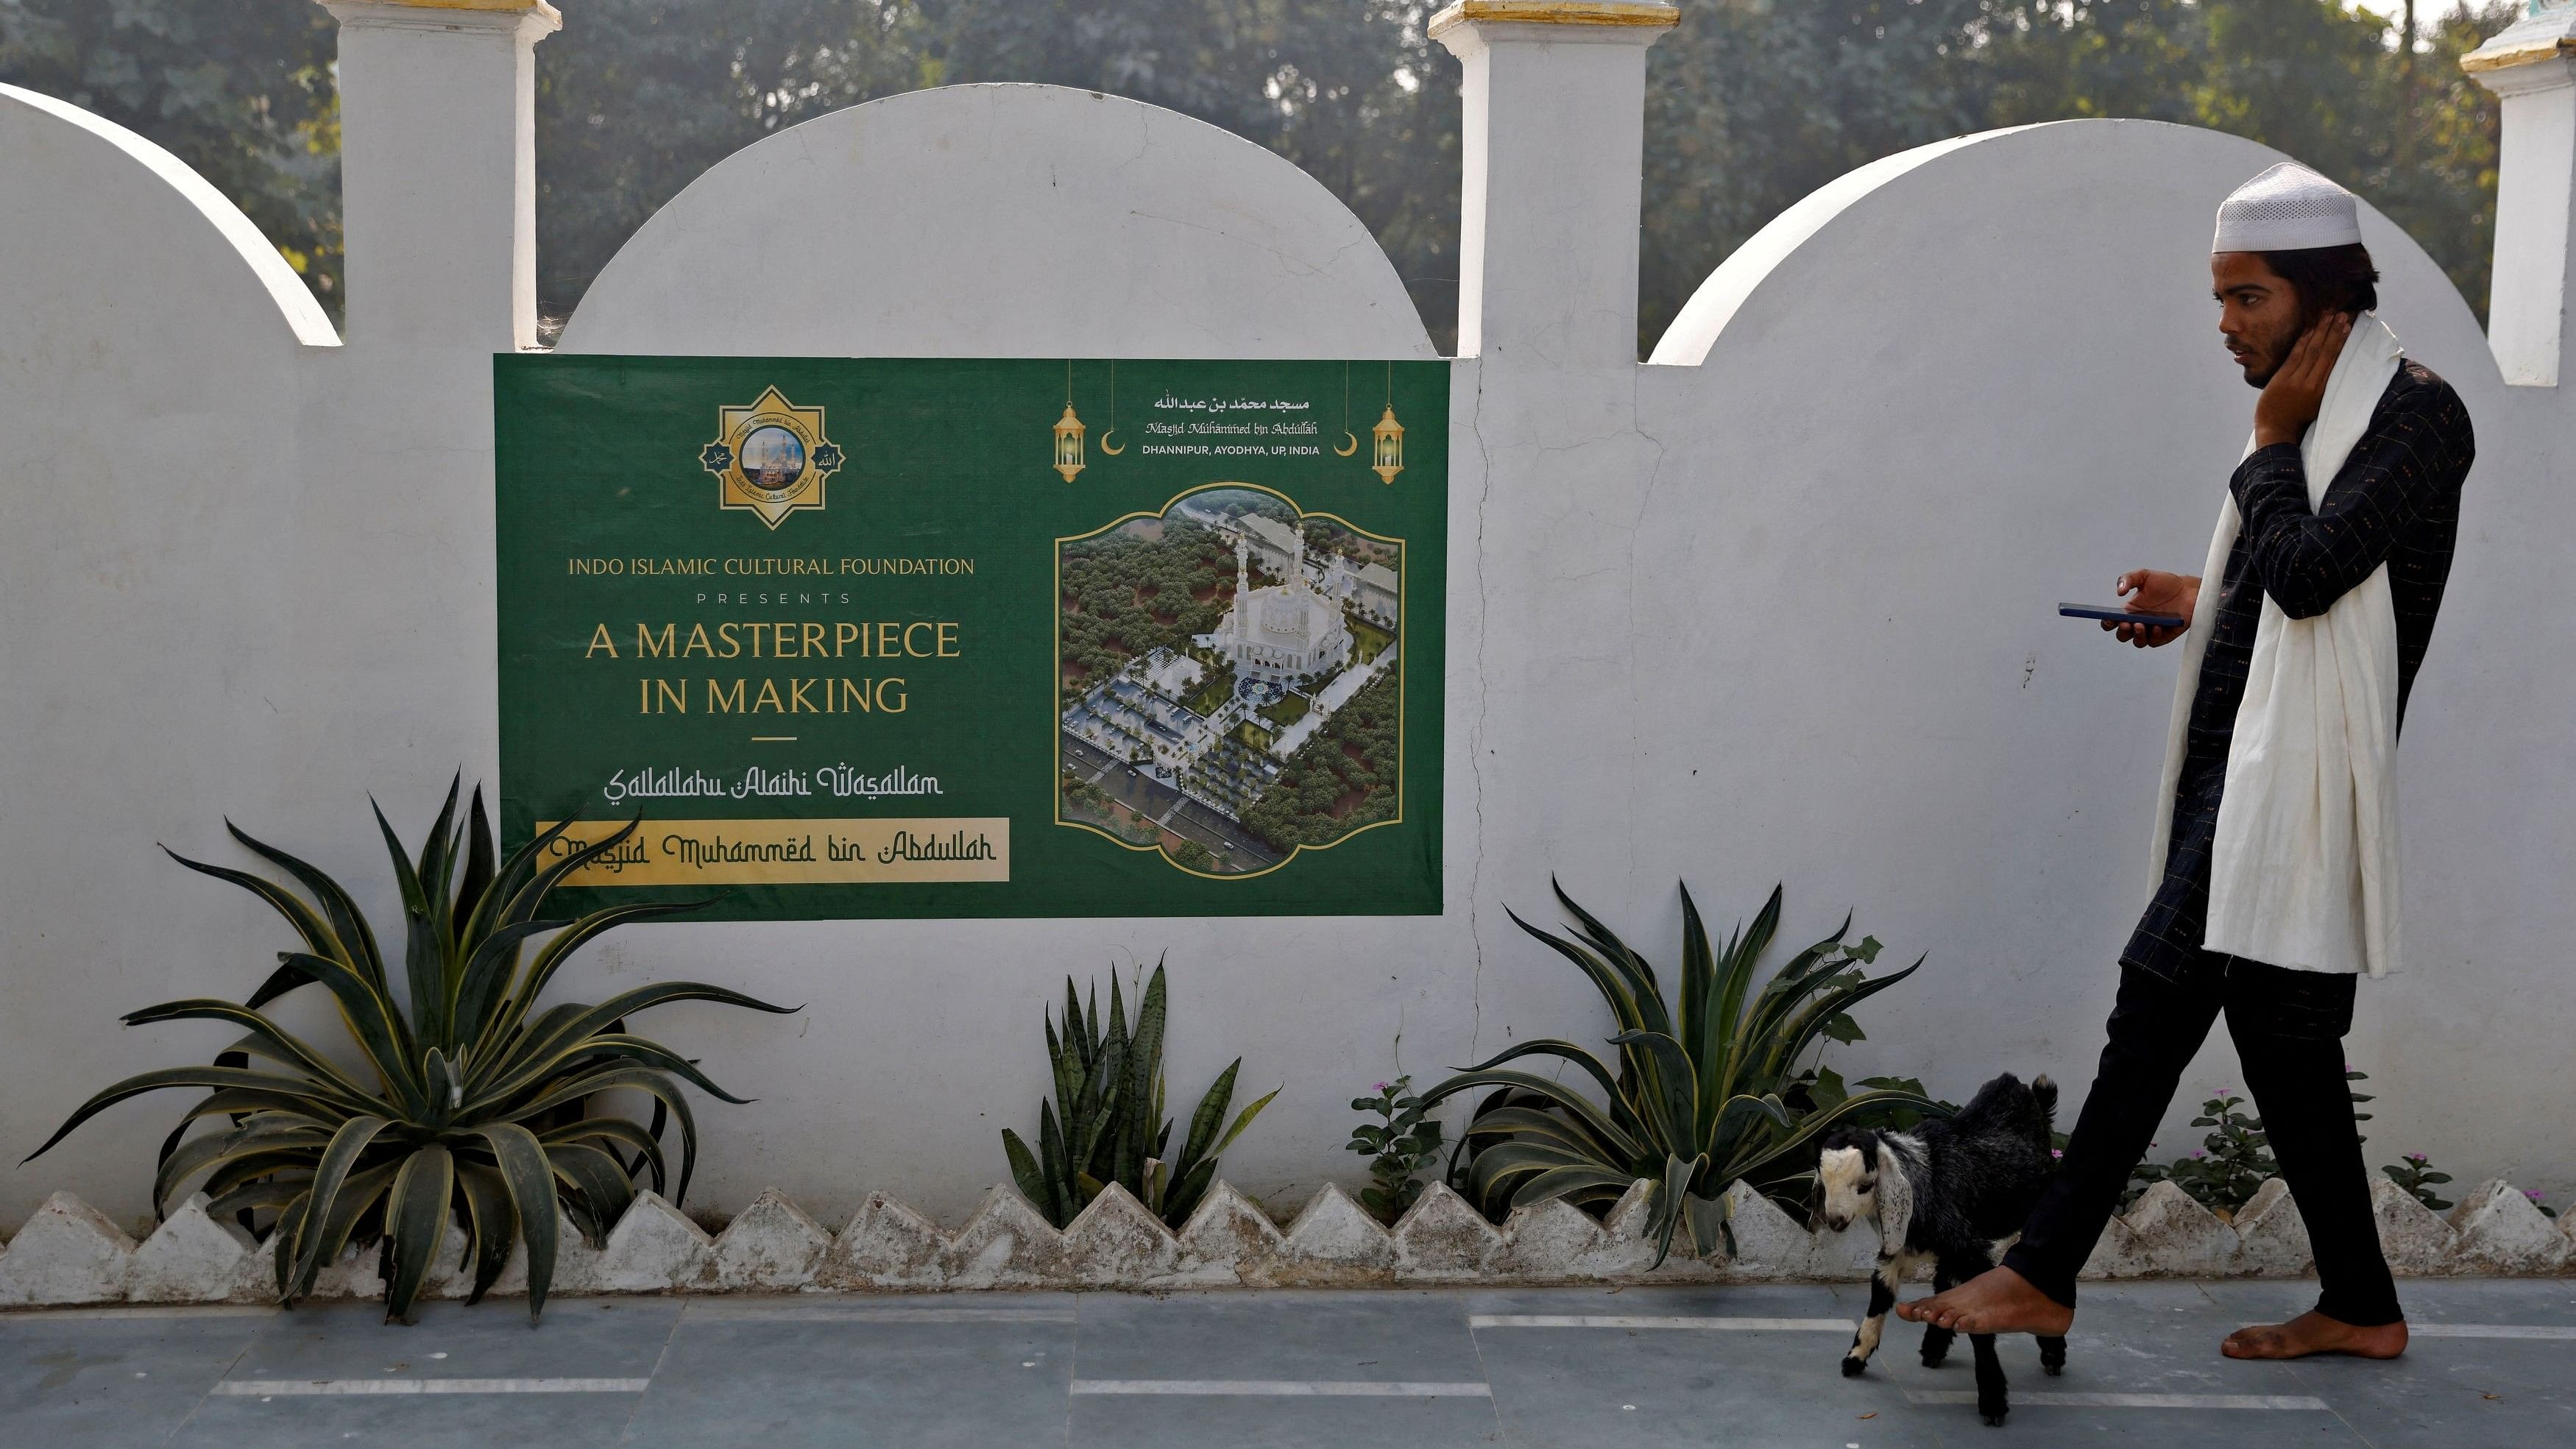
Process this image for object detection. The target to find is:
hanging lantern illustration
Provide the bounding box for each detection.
[1053,402,1086,482]
[1370,403,1404,484]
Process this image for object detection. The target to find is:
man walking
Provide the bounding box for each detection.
[1899,162,2475,1358]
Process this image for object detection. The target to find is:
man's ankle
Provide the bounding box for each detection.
[1998,1261,2073,1312]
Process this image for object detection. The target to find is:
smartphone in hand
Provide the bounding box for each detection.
[2060,601,2187,630]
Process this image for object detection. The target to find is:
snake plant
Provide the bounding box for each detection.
[1419,879,1942,1266]
[1002,960,1278,1230]
[23,779,796,1322]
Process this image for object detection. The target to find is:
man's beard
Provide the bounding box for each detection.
[2238,322,2298,388]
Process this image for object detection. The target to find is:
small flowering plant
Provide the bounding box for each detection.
[1347,1073,1444,1225]
[2173,1088,2281,1215]
[2121,1070,2377,1216]
[2380,1151,2455,1212]
[2120,1088,2277,1216]
[2527,1188,2558,1222]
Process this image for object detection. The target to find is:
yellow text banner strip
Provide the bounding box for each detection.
[538,818,1008,886]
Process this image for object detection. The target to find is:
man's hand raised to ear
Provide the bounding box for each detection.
[2254,311,2352,449]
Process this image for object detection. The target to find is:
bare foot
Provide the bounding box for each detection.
[2221,1311,2406,1360]
[1894,1266,2074,1336]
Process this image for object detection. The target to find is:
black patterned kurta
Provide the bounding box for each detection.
[2121,361,2477,983]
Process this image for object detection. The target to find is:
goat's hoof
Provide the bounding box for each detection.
[2043,1361,2064,1376]
[1983,1410,2009,1427]
[1840,1356,1868,1378]
[1921,1347,1950,1367]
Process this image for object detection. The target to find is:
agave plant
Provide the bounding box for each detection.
[1418,880,1942,1266]
[1002,960,1278,1230]
[23,779,796,1322]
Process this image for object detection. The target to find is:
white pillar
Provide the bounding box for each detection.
[1432,1,1677,366]
[2466,2,2576,388]
[321,0,558,352]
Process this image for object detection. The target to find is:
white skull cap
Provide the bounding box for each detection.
[2213,161,2363,253]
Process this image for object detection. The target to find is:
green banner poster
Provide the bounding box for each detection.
[495,355,1447,919]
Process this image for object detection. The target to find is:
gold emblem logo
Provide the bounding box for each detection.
[699,386,843,528]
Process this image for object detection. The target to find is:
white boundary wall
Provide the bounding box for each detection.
[4,1,2573,1233]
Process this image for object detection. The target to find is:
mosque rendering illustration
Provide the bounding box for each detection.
[1058,505,1403,846]
[1197,532,1352,681]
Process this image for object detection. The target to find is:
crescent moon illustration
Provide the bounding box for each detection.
[1335,431,1359,457]
[1099,429,1123,456]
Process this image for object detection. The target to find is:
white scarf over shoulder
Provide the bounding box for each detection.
[2148,314,2405,978]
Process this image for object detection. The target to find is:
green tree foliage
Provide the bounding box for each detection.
[1240,667,1397,851]
[1643,1,2517,341]
[5,1,2520,342]
[1642,0,1992,348]
[924,0,1464,342]
[1057,521,1230,707]
[2007,0,2513,321]
[0,0,342,313]
[534,0,1455,331]
[531,0,936,326]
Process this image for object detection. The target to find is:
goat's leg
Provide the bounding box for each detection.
[1843,1263,1897,1376]
[1919,1263,1958,1367]
[2037,1333,2067,1376]
[1936,1244,2008,1420]
[1972,1331,2009,1425]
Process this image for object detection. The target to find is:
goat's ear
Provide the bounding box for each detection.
[1875,1152,1914,1234]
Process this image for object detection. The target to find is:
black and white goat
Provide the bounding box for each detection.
[1817,1072,2063,1426]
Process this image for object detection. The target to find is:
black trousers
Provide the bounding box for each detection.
[2001,954,2402,1327]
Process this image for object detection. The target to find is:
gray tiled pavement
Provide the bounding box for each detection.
[4,1280,2569,1447]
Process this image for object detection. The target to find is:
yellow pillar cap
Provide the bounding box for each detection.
[1428,1,1680,42]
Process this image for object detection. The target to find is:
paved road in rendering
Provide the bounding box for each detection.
[5,1279,2569,1447]
[1061,732,1284,870]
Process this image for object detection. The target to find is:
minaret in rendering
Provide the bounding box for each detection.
[1233,535,1252,650]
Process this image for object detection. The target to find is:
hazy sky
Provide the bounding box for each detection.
[2342,0,2488,20]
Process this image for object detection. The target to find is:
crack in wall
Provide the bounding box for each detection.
[1464,361,1493,1066]
[1627,371,1667,898]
